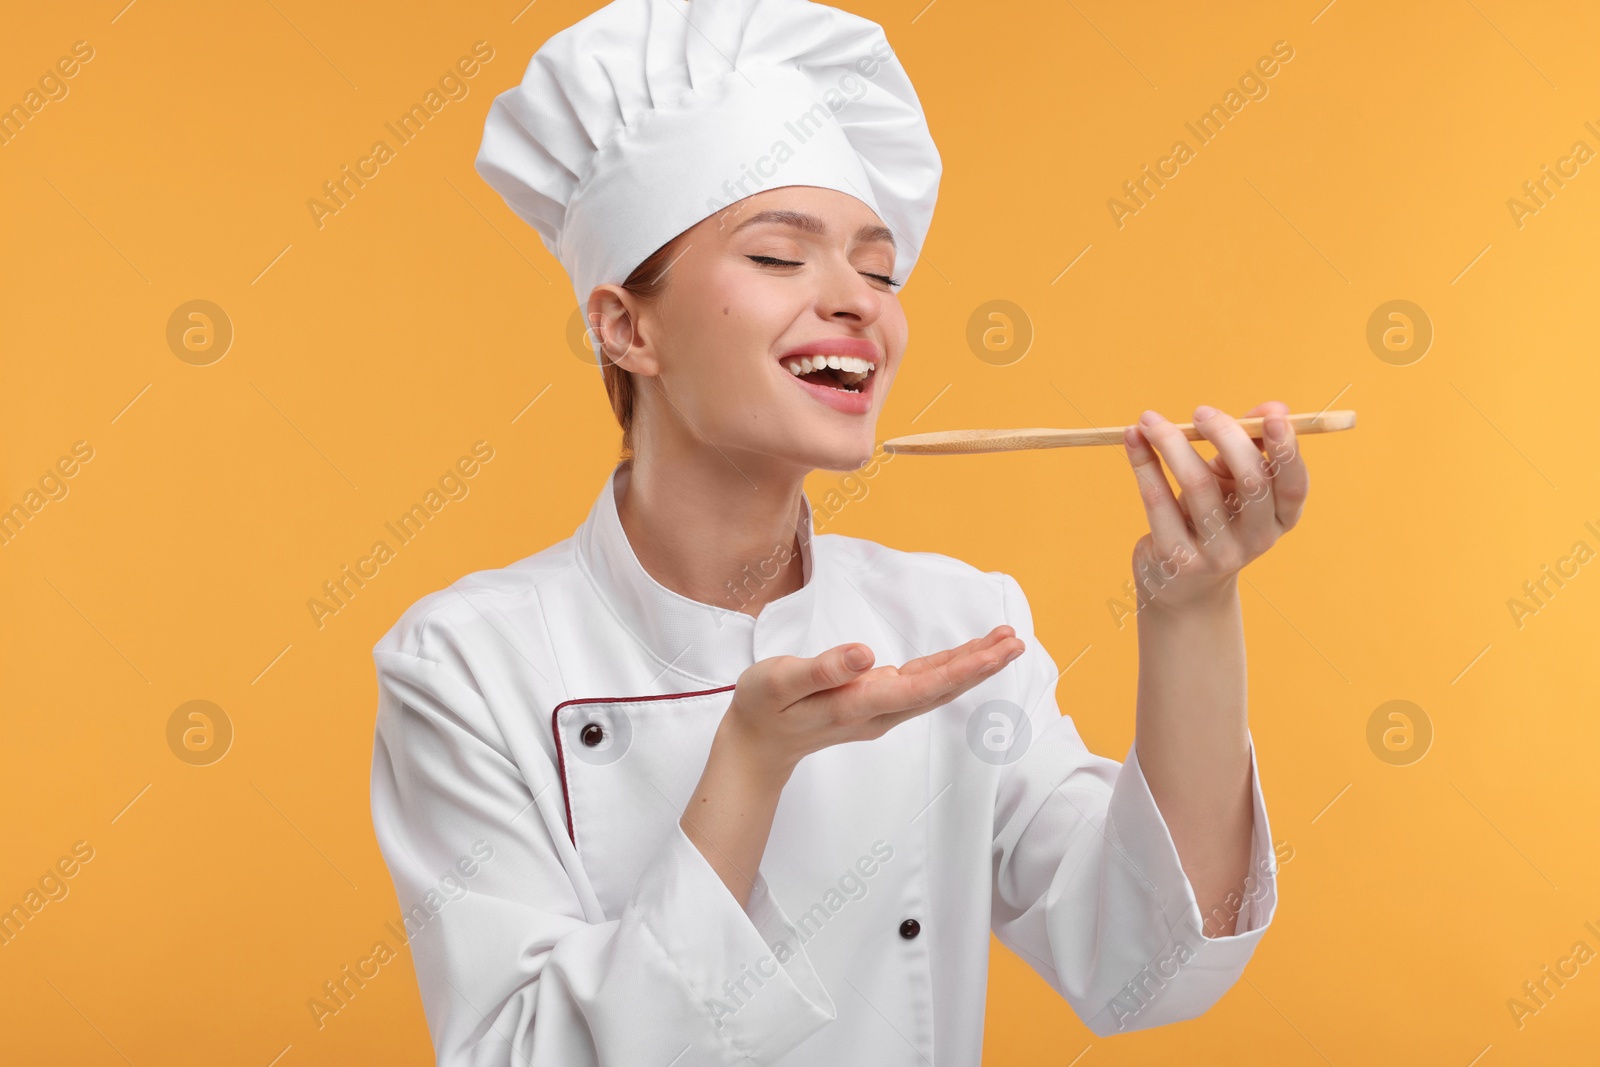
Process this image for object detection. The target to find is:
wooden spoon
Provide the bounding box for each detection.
[882,409,1356,455]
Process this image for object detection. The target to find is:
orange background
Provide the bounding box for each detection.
[3,0,1597,1063]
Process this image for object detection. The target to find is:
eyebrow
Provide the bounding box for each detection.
[730,208,896,250]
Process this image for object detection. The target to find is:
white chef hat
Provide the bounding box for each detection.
[475,0,941,365]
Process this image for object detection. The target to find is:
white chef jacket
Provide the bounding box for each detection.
[369,459,1278,1066]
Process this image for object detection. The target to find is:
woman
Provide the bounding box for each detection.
[369,0,1305,1064]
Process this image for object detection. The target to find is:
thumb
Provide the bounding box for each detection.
[766,643,875,706]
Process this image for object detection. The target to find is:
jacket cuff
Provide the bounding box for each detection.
[630,821,837,1061]
[1083,731,1277,1034]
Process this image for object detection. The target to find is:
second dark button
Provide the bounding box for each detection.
[899,918,921,940]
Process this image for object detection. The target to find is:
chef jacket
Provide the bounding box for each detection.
[369,458,1278,1065]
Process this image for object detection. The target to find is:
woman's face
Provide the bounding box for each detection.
[592,184,909,474]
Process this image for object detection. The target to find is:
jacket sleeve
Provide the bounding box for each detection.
[369,616,836,1066]
[989,572,1278,1037]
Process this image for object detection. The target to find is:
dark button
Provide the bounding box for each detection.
[580,723,605,747]
[899,918,920,940]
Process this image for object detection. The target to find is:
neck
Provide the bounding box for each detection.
[615,450,808,619]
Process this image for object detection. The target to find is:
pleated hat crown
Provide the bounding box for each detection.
[475,0,941,353]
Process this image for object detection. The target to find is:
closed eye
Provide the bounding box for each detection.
[746,255,902,289]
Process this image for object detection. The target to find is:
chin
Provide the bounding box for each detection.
[751,379,891,472]
[796,432,880,473]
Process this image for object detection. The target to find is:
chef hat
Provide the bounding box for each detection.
[475,0,941,364]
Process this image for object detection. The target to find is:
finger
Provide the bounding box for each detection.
[1205,451,1238,482]
[1232,399,1286,441]
[853,640,1023,718]
[1123,418,1192,556]
[1202,400,1284,495]
[898,626,1015,678]
[865,650,1018,733]
[759,642,876,707]
[1141,409,1230,544]
[1261,404,1309,531]
[1192,406,1275,553]
[1221,400,1306,536]
[1207,399,1284,474]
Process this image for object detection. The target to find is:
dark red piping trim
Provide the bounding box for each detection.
[550,683,737,847]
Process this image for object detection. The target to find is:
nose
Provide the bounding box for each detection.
[817,253,884,326]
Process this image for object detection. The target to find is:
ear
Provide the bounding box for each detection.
[587,284,661,377]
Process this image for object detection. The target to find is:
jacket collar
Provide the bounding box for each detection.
[574,459,821,685]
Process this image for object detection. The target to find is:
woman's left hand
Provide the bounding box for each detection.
[1122,399,1309,614]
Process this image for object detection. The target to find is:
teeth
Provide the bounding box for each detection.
[783,354,874,379]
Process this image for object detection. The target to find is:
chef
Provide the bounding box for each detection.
[370,0,1295,1063]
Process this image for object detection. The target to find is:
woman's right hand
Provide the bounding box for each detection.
[720,626,1026,778]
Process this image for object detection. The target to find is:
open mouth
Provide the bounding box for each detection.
[781,354,875,394]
